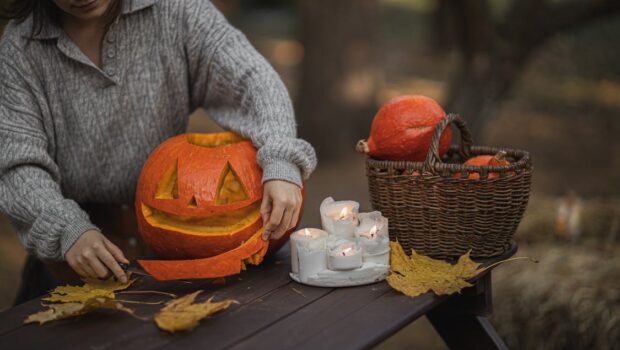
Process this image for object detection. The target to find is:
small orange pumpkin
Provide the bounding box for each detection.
[455,151,512,179]
[357,95,452,161]
[135,132,299,280]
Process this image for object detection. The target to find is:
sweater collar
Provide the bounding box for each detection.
[28,0,159,40]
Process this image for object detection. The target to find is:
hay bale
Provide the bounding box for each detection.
[515,195,620,247]
[491,243,620,350]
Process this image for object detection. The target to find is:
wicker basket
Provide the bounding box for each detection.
[363,114,532,259]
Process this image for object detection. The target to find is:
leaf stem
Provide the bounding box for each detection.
[118,290,177,298]
[116,299,165,305]
[476,256,539,275]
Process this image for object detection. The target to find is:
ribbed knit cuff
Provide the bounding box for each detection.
[60,220,100,259]
[262,160,302,187]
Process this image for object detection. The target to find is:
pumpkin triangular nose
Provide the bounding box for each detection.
[215,162,248,205]
[188,195,198,208]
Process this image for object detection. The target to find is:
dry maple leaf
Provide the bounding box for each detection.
[387,241,535,298]
[387,241,483,297]
[25,297,137,325]
[154,290,237,333]
[43,275,134,303]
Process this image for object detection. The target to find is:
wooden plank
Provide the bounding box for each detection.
[295,290,444,350]
[0,250,294,350]
[0,277,218,349]
[0,298,46,335]
[110,253,298,350]
[228,282,392,350]
[160,281,334,350]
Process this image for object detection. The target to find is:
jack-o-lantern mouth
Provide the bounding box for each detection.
[140,201,261,236]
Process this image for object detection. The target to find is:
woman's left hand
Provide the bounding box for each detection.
[260,180,302,241]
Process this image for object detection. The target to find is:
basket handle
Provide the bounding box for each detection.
[423,113,474,173]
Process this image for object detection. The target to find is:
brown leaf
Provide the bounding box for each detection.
[43,274,134,303]
[25,297,137,325]
[154,291,237,332]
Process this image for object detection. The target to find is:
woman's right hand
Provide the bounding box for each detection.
[65,229,130,283]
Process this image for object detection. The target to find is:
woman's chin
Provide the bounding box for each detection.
[67,0,112,22]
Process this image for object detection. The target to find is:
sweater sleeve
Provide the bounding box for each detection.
[182,0,317,187]
[0,44,98,260]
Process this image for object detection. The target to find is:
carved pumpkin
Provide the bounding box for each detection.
[135,132,298,280]
[357,95,452,161]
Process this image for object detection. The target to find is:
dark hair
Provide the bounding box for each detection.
[0,1,61,37]
[0,0,122,38]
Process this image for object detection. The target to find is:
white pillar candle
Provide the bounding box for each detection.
[290,228,328,275]
[298,248,328,283]
[320,197,360,238]
[327,242,363,271]
[354,212,389,256]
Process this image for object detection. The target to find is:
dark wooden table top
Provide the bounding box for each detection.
[0,242,517,350]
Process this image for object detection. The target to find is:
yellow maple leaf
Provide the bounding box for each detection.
[43,275,134,303]
[387,241,482,297]
[154,291,237,333]
[387,241,536,297]
[25,297,136,325]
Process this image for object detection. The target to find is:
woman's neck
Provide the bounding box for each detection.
[61,14,113,68]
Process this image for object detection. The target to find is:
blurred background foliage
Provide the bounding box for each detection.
[1,0,619,348]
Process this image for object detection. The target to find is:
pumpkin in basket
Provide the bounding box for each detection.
[135,132,299,280]
[455,150,512,179]
[357,95,452,161]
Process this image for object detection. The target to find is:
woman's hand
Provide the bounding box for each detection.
[260,180,302,241]
[65,230,130,283]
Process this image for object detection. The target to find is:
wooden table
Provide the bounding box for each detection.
[0,242,516,350]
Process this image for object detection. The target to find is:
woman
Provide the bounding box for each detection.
[0,0,316,288]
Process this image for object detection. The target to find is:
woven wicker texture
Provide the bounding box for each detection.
[364,114,532,259]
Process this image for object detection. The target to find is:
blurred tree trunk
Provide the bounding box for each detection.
[297,0,380,161]
[443,0,620,136]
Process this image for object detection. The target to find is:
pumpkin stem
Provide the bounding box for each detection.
[494,150,508,162]
[356,139,369,154]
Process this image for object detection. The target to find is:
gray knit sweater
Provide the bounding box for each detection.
[0,0,317,260]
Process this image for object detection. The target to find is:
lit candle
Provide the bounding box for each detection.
[355,211,388,237]
[290,228,328,281]
[355,212,390,265]
[320,197,359,238]
[327,241,363,271]
[360,224,378,240]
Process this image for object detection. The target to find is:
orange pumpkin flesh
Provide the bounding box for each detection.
[357,95,452,161]
[137,203,263,259]
[138,227,269,280]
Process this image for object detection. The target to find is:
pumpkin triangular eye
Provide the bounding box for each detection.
[155,160,179,199]
[188,195,198,208]
[215,162,249,205]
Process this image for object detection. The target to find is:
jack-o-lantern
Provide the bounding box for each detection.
[135,132,299,280]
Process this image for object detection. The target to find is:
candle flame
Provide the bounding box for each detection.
[338,207,349,220]
[341,247,353,256]
[369,225,378,238]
